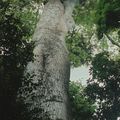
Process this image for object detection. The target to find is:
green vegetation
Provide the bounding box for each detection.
[95,0,120,38]
[73,0,96,27]
[86,52,120,120]
[0,0,120,120]
[66,29,93,66]
[0,0,38,119]
[69,82,95,120]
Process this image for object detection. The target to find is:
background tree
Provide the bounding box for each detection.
[66,28,93,67]
[95,0,120,48]
[65,0,97,67]
[86,52,120,120]
[0,0,39,119]
[69,81,95,120]
[95,0,120,38]
[72,1,120,119]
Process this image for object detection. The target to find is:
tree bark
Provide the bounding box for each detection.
[17,0,78,120]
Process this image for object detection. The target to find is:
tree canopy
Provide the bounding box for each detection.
[86,52,120,120]
[0,0,38,119]
[69,81,95,120]
[0,0,120,120]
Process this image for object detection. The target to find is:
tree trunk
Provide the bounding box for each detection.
[17,0,79,119]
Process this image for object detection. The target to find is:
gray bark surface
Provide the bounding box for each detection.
[17,0,78,120]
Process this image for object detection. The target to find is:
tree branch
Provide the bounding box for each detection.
[64,0,79,31]
[104,33,120,48]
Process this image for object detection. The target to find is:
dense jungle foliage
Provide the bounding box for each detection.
[0,0,120,120]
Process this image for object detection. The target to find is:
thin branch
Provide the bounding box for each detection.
[104,33,120,48]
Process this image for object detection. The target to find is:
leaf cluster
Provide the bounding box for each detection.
[95,0,120,39]
[69,81,96,120]
[86,52,120,120]
[73,0,96,28]
[0,0,39,120]
[66,29,93,67]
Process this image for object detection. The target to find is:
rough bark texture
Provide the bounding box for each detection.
[18,0,71,120]
[17,0,80,119]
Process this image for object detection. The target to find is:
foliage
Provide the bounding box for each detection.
[69,81,95,120]
[66,0,97,67]
[95,0,120,39]
[73,0,96,28]
[0,0,39,120]
[66,29,93,67]
[0,0,120,120]
[86,52,120,120]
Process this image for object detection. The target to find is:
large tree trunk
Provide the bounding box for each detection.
[17,0,78,120]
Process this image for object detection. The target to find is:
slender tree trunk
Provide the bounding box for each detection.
[17,0,78,120]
